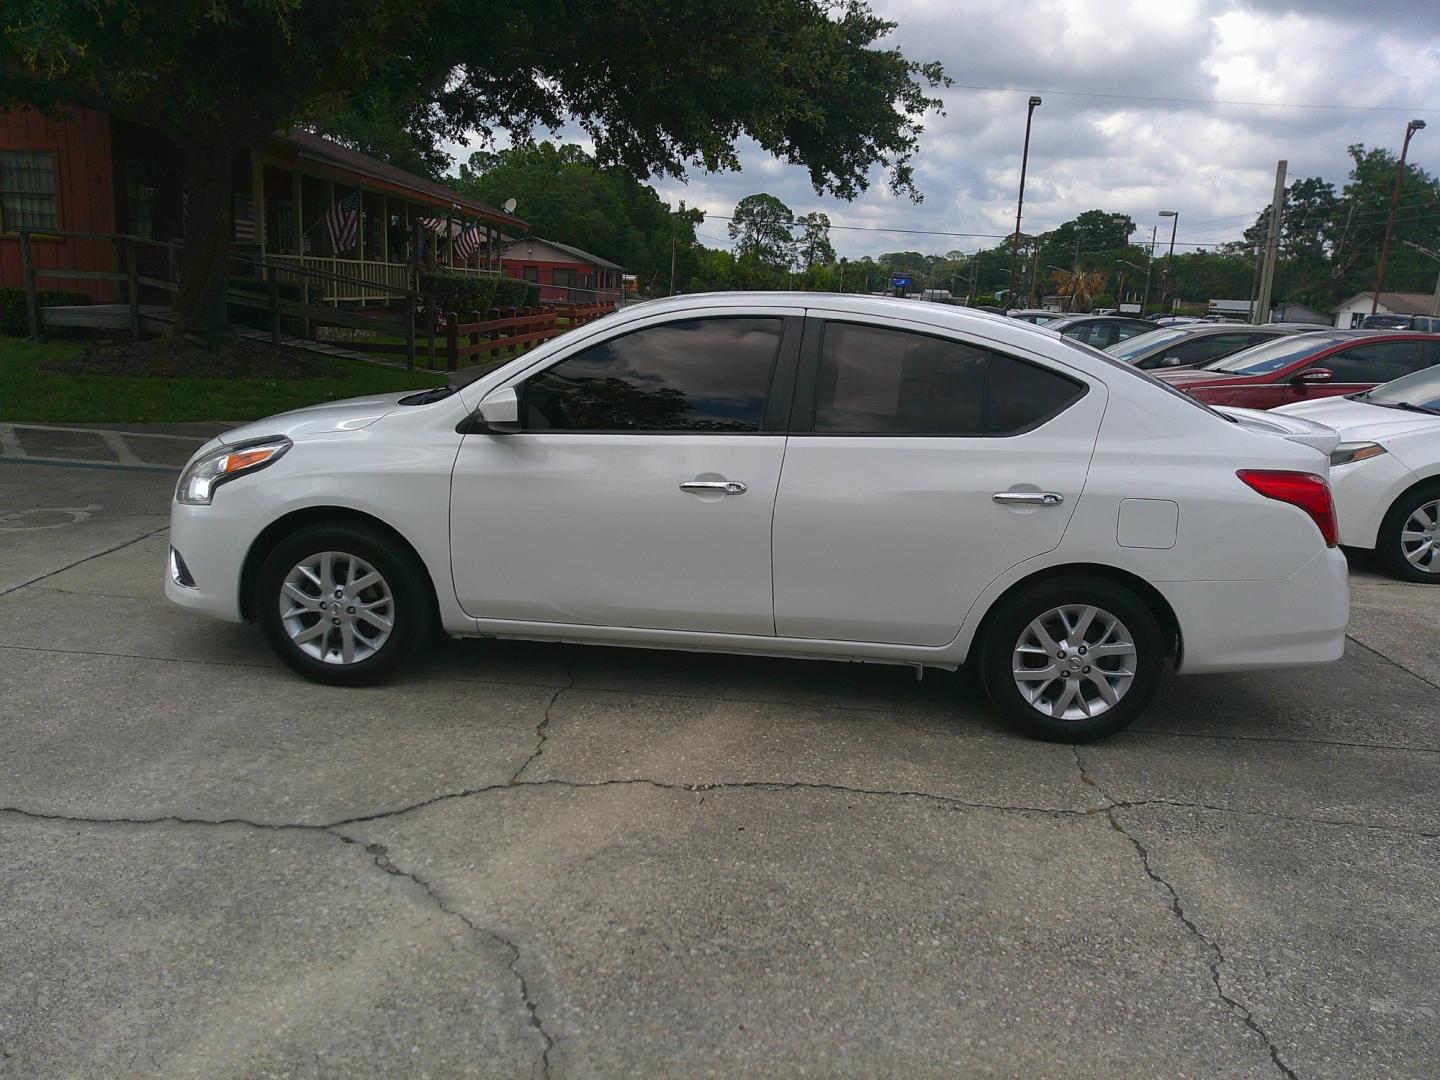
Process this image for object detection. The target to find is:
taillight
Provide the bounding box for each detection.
[1236,470,1338,547]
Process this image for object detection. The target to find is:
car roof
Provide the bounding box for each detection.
[1046,314,1154,327]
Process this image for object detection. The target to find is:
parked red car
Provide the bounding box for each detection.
[1155,331,1440,409]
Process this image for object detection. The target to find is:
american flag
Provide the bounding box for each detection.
[453,224,484,261]
[415,215,446,233]
[325,191,360,254]
[233,194,255,243]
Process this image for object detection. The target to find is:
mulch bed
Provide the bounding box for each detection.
[42,335,344,381]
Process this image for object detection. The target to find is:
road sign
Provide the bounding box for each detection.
[890,275,912,289]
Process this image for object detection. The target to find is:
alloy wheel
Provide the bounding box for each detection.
[1011,604,1137,720]
[278,550,394,664]
[1400,499,1440,575]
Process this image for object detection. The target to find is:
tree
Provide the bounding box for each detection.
[3,0,945,336]
[730,194,797,268]
[797,212,836,268]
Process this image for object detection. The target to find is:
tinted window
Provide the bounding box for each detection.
[1312,340,1423,383]
[1063,321,1115,349]
[1109,327,1190,361]
[813,323,1082,435]
[1112,321,1153,342]
[1141,331,1274,370]
[520,317,782,431]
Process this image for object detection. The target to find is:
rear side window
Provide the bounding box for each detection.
[520,317,783,431]
[813,322,1083,435]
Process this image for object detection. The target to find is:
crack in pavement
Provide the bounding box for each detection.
[1344,634,1440,693]
[511,666,576,784]
[1073,748,1300,1080]
[330,830,554,1079]
[0,524,170,599]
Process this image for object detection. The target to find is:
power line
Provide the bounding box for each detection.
[948,83,1440,114]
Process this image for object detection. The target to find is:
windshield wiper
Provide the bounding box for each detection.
[1380,400,1440,416]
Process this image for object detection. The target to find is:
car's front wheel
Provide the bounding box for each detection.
[978,576,1166,742]
[1377,482,1440,583]
[255,522,434,685]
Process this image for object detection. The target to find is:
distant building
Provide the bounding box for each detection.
[1207,299,1253,319]
[501,237,623,304]
[1269,302,1331,325]
[1334,291,1438,328]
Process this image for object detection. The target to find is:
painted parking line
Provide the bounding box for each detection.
[0,423,209,473]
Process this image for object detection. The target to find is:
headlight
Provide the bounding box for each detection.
[176,437,291,505]
[1329,441,1387,467]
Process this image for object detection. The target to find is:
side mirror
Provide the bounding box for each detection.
[1159,355,1182,367]
[476,386,520,431]
[1295,368,1333,384]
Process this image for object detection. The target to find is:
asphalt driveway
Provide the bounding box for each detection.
[1,428,1437,1078]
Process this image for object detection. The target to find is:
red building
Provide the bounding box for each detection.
[0,105,526,303]
[501,236,624,304]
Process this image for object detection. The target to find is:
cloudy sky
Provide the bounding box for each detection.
[460,0,1440,259]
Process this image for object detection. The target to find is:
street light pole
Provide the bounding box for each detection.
[1141,227,1157,316]
[1157,211,1179,314]
[1372,119,1427,315]
[1007,96,1042,310]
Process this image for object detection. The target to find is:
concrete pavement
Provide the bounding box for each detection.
[1,446,1436,1078]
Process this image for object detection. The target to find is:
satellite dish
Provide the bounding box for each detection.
[503,198,517,214]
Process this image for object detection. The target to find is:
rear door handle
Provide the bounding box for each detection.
[992,491,1063,506]
[680,480,748,495]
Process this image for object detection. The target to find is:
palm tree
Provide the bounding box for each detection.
[1051,269,1109,312]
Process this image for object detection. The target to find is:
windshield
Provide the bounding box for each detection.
[447,355,516,389]
[1206,333,1345,375]
[1362,366,1440,411]
[1107,327,1191,361]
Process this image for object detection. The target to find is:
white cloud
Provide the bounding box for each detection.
[452,0,1440,259]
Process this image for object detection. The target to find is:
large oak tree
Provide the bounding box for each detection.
[1,0,945,335]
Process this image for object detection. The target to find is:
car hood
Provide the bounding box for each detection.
[1153,368,1253,386]
[1274,396,1440,441]
[216,392,416,445]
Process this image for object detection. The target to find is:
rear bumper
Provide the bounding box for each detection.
[1165,547,1349,674]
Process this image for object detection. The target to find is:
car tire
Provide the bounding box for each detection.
[255,522,434,686]
[977,576,1166,743]
[1376,482,1440,584]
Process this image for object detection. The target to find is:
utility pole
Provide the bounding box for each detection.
[1247,241,1263,323]
[1142,226,1157,316]
[1372,119,1427,314]
[1028,238,1041,307]
[1157,210,1179,313]
[1254,159,1287,325]
[1007,96,1042,309]
[668,214,677,296]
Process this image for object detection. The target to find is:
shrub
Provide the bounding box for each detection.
[418,270,540,314]
[0,288,90,337]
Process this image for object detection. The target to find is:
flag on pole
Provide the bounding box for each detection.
[453,224,484,261]
[325,191,360,254]
[415,215,446,233]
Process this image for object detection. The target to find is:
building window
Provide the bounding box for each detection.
[0,150,58,231]
[521,265,539,283]
[124,159,155,239]
[553,268,574,287]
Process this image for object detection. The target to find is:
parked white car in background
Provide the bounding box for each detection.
[167,294,1349,742]
[1277,366,1440,581]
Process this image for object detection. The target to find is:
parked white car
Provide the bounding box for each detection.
[167,294,1349,742]
[1276,366,1440,581]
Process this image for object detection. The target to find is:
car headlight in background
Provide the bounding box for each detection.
[176,437,291,505]
[1329,441,1387,467]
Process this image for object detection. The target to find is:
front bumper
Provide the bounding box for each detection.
[163,488,266,622]
[1164,546,1349,674]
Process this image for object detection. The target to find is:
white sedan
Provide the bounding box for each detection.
[167,294,1349,742]
[1277,365,1440,581]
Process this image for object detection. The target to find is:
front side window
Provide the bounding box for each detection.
[0,150,57,230]
[520,317,783,431]
[813,322,1083,435]
[1063,322,1114,349]
[1315,341,1423,383]
[1209,333,1346,374]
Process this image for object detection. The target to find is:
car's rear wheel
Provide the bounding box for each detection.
[1377,483,1440,583]
[255,522,433,685]
[978,576,1165,743]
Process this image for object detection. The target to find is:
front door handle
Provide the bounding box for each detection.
[680,480,748,495]
[993,491,1063,506]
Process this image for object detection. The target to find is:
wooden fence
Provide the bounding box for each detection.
[435,302,616,371]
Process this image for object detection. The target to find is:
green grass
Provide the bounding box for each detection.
[0,338,444,423]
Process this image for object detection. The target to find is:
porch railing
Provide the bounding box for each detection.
[266,254,498,302]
